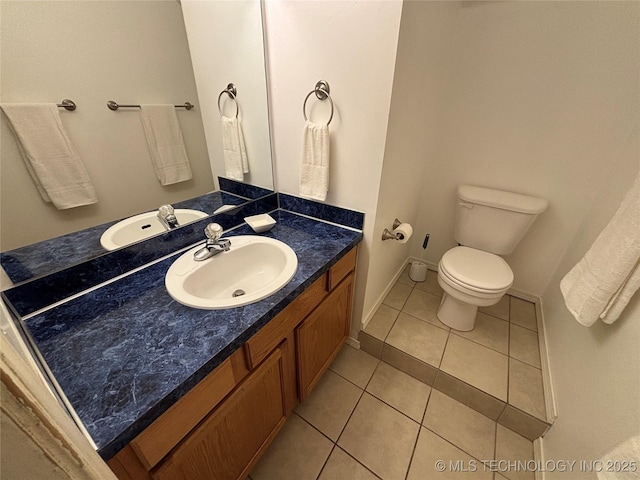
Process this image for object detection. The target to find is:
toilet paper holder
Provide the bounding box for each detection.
[382,219,405,241]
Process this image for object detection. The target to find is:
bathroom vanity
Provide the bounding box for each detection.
[109,247,357,480]
[5,201,363,480]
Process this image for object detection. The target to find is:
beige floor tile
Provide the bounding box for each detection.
[386,313,449,368]
[250,414,333,480]
[366,362,431,422]
[381,344,438,385]
[329,344,379,389]
[358,331,383,358]
[338,393,420,480]
[495,474,510,480]
[441,335,509,401]
[509,324,541,368]
[363,304,400,341]
[495,425,534,480]
[498,405,549,441]
[510,297,537,332]
[382,282,413,310]
[318,447,378,480]
[413,269,444,297]
[397,264,417,287]
[295,370,362,441]
[454,312,509,354]
[508,359,545,420]
[423,390,496,461]
[479,295,510,321]
[433,371,506,421]
[402,289,450,330]
[408,427,493,480]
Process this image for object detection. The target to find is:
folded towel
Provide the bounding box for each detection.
[139,105,192,185]
[1,103,97,209]
[299,121,330,201]
[560,172,640,326]
[221,116,249,181]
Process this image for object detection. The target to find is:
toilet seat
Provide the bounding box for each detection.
[439,246,513,293]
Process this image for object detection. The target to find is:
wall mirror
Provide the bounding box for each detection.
[0,0,273,285]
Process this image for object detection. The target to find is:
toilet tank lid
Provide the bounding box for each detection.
[457,185,549,214]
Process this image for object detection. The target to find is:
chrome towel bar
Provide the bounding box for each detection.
[106,101,194,111]
[57,99,77,111]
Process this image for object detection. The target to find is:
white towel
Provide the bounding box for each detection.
[560,172,640,326]
[139,105,192,185]
[221,116,249,181]
[0,103,97,209]
[299,121,330,201]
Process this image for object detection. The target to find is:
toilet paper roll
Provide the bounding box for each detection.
[393,223,413,243]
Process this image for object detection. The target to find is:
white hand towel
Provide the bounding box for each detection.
[299,121,330,202]
[221,116,249,181]
[139,105,192,185]
[560,172,640,326]
[0,103,98,209]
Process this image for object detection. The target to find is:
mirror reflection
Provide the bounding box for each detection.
[0,0,273,283]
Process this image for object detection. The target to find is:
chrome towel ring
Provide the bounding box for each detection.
[303,80,334,125]
[217,83,238,118]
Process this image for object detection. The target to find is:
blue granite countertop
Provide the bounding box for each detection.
[23,210,362,460]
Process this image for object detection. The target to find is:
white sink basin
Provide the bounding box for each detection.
[165,235,298,309]
[100,209,208,251]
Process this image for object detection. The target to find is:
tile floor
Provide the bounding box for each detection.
[358,267,550,440]
[249,344,536,480]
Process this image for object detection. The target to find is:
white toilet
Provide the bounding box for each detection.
[437,185,548,331]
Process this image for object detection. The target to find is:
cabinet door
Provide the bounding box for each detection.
[152,344,289,480]
[296,273,354,401]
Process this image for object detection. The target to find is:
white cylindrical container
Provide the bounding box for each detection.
[409,261,427,282]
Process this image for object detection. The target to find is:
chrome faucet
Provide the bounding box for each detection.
[158,204,180,230]
[193,223,231,261]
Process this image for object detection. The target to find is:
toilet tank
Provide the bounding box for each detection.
[454,185,548,255]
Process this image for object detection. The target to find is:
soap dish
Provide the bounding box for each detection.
[244,214,276,233]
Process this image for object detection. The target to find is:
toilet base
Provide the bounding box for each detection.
[437,292,478,331]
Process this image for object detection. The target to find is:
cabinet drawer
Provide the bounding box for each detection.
[152,346,288,480]
[327,247,357,291]
[130,348,249,470]
[245,273,328,369]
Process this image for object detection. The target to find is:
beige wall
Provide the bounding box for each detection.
[181,0,274,190]
[263,0,403,332]
[395,1,638,298]
[541,126,639,478]
[0,1,214,251]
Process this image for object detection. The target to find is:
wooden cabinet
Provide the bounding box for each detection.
[296,272,353,401]
[152,344,289,480]
[108,246,357,480]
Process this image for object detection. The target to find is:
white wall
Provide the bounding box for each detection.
[181,0,274,190]
[362,1,460,323]
[541,125,639,479]
[263,0,403,332]
[406,1,640,297]
[0,1,213,251]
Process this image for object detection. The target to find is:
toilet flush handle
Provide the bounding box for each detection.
[459,201,474,210]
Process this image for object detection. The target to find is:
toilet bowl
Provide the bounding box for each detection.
[437,246,513,331]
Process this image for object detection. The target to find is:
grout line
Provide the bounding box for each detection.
[314,444,336,480]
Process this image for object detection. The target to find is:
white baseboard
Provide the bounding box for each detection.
[345,336,360,349]
[534,437,546,480]
[536,298,559,424]
[360,258,411,330]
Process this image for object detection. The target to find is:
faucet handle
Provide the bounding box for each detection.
[158,204,175,217]
[204,223,223,241]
